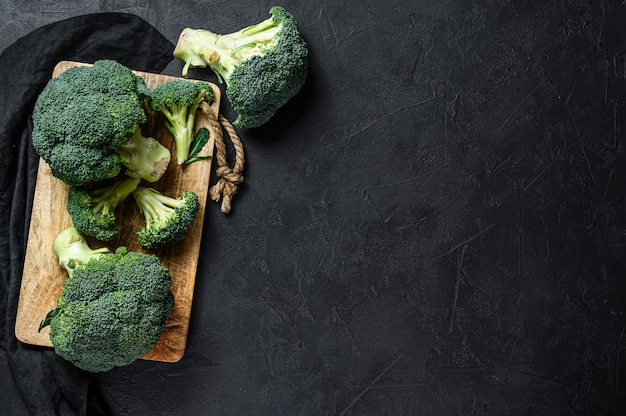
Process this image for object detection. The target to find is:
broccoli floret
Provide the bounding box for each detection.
[31,59,170,185]
[150,79,214,164]
[67,177,141,241]
[132,187,199,250]
[173,6,308,128]
[40,226,174,373]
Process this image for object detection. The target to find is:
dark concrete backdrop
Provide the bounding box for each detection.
[1,0,625,415]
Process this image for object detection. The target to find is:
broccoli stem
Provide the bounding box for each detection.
[239,17,276,37]
[52,227,111,276]
[89,177,141,216]
[234,17,280,45]
[214,21,280,79]
[133,187,185,226]
[161,101,201,165]
[116,128,171,182]
[177,19,279,80]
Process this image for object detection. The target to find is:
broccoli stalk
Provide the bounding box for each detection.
[173,6,308,128]
[40,226,174,373]
[177,17,281,81]
[132,186,200,249]
[66,177,141,241]
[115,128,171,182]
[51,226,112,275]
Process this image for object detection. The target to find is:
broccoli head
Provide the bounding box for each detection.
[31,59,170,185]
[173,6,308,128]
[150,79,214,164]
[67,177,141,241]
[132,187,200,250]
[40,227,174,373]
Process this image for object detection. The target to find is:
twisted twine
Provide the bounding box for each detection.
[207,114,245,214]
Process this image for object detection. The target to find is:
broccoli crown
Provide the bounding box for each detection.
[66,177,141,241]
[173,6,308,128]
[132,187,200,250]
[45,227,174,373]
[31,60,148,185]
[150,79,214,109]
[149,79,214,164]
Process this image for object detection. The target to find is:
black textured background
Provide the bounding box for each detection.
[1,0,625,415]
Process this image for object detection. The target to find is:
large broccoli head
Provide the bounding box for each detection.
[40,227,174,373]
[173,6,308,128]
[31,60,166,185]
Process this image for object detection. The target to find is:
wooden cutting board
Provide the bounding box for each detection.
[14,61,221,363]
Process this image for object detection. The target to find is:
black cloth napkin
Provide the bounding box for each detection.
[0,13,174,415]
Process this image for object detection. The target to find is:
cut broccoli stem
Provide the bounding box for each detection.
[185,22,280,81]
[52,226,111,276]
[132,187,200,249]
[134,187,185,226]
[116,128,171,182]
[160,98,202,165]
[90,177,140,217]
[239,17,276,37]
[105,180,138,214]
[226,19,280,50]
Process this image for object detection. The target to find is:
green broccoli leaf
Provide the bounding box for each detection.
[186,127,211,164]
[39,307,61,332]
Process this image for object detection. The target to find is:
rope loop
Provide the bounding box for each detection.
[207,113,245,214]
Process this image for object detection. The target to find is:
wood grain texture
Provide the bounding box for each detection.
[14,61,221,363]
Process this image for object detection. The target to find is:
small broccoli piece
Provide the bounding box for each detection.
[132,187,200,249]
[173,6,308,128]
[31,59,170,185]
[150,79,214,164]
[40,226,174,373]
[67,177,141,241]
[50,226,112,272]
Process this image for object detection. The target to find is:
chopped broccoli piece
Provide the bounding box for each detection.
[40,227,174,372]
[66,177,141,241]
[31,59,170,185]
[173,6,308,128]
[150,79,214,164]
[51,226,111,272]
[132,187,199,250]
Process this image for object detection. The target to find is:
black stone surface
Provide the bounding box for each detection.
[1,0,625,415]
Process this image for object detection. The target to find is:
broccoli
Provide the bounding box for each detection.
[39,226,174,373]
[67,177,141,241]
[31,59,170,186]
[173,6,308,128]
[149,79,214,164]
[115,128,171,182]
[132,187,200,250]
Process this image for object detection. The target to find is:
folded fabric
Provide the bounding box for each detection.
[0,13,174,416]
